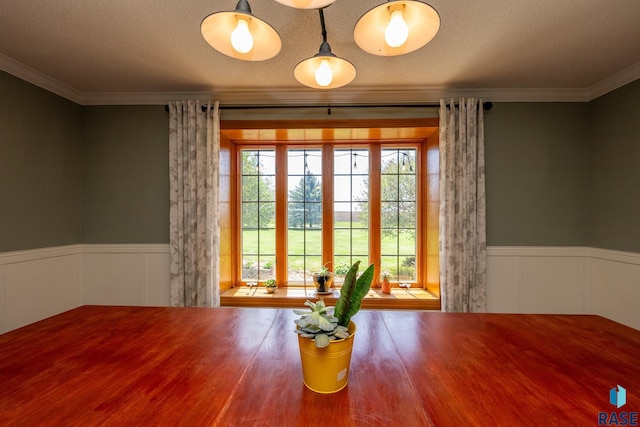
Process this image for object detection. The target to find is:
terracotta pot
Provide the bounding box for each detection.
[380,278,391,294]
[297,321,356,394]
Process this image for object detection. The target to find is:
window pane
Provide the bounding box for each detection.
[334,229,351,253]
[334,150,352,172]
[242,203,258,228]
[334,176,351,201]
[288,202,303,228]
[242,256,259,281]
[381,201,399,228]
[305,256,322,281]
[260,256,275,279]
[398,201,416,229]
[259,151,276,174]
[334,149,369,174]
[334,202,352,225]
[258,228,275,253]
[381,255,416,282]
[380,148,417,283]
[381,174,398,200]
[352,175,367,199]
[259,176,276,201]
[380,256,396,276]
[237,144,423,289]
[242,228,258,254]
[351,229,369,255]
[399,175,416,201]
[287,255,303,279]
[305,229,322,254]
[399,256,416,281]
[333,148,370,283]
[288,150,322,175]
[240,149,276,282]
[355,201,368,228]
[287,149,322,283]
[242,151,259,175]
[381,232,399,255]
[242,176,258,201]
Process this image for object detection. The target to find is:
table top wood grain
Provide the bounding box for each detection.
[1,305,639,426]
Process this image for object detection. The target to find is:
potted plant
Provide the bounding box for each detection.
[312,262,334,294]
[378,270,392,294]
[294,260,374,393]
[264,278,277,294]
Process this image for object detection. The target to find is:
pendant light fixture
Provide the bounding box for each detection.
[354,0,440,56]
[294,9,356,89]
[201,0,281,61]
[274,0,336,9]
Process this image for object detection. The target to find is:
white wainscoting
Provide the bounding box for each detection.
[589,248,640,331]
[0,245,82,333]
[0,244,170,334]
[1,245,638,334]
[81,244,170,307]
[487,247,591,314]
[487,246,640,330]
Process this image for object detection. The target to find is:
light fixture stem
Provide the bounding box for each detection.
[235,0,252,14]
[319,9,328,44]
[314,8,335,57]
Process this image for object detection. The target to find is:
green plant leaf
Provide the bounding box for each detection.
[334,261,360,326]
[314,333,330,348]
[334,261,375,327]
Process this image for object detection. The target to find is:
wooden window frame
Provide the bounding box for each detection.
[219,118,440,300]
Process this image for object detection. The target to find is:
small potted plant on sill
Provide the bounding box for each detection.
[378,270,392,294]
[312,262,333,294]
[264,278,277,294]
[294,260,374,394]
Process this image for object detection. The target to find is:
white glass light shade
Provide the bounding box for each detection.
[294,55,356,89]
[354,0,440,56]
[201,11,281,61]
[274,0,336,9]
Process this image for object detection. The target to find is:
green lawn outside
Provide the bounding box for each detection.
[241,221,416,277]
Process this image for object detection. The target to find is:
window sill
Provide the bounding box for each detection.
[221,286,440,310]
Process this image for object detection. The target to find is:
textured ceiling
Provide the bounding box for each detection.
[1,0,640,104]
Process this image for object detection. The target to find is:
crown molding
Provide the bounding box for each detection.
[2,52,638,106]
[587,62,640,101]
[83,86,592,106]
[0,54,83,104]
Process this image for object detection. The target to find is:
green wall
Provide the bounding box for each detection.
[0,71,83,252]
[0,69,638,253]
[589,79,640,253]
[484,103,590,246]
[82,106,169,243]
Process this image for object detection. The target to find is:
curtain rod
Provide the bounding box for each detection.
[164,102,492,113]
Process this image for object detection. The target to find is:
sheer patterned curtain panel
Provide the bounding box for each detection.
[439,98,487,312]
[168,100,221,307]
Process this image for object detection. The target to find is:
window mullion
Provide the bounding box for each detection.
[322,144,334,272]
[369,143,381,281]
[275,145,288,286]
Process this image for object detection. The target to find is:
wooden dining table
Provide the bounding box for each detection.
[1,305,639,426]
